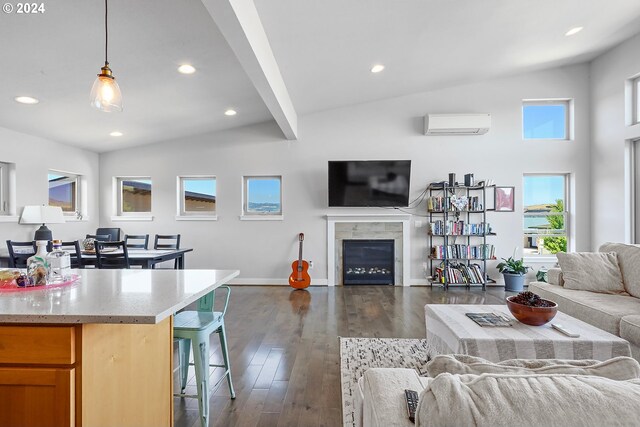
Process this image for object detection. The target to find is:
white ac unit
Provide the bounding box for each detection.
[424,113,491,135]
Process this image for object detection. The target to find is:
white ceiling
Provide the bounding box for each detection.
[2,0,640,152]
[254,0,640,114]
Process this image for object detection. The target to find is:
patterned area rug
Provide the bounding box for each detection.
[339,338,437,427]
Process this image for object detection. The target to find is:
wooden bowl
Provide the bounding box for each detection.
[506,296,558,326]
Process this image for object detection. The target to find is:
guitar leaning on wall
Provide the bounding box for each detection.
[289,233,311,289]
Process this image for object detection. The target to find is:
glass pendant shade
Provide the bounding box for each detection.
[90,71,122,112]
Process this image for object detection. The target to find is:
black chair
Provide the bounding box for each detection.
[86,234,111,242]
[6,240,35,268]
[60,241,84,269]
[96,228,121,242]
[95,241,130,269]
[125,234,149,250]
[154,234,181,269]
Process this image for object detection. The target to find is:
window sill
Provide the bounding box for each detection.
[0,215,19,223]
[64,217,89,222]
[524,256,558,264]
[239,215,284,221]
[110,215,154,222]
[175,215,218,221]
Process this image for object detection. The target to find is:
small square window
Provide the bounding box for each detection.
[118,177,152,215]
[243,176,282,217]
[48,171,79,215]
[178,176,216,216]
[522,100,571,140]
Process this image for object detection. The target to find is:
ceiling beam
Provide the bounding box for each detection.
[202,0,298,140]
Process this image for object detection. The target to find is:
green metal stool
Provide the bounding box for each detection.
[174,286,235,427]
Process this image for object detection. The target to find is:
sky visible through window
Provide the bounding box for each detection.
[524,175,564,207]
[523,104,566,139]
[248,178,280,204]
[184,179,216,197]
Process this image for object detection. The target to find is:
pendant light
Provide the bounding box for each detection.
[90,0,122,112]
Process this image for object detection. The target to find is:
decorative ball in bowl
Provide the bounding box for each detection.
[506,291,558,326]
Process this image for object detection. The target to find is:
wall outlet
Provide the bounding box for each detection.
[308,260,314,269]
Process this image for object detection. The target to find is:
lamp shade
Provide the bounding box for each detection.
[20,205,66,225]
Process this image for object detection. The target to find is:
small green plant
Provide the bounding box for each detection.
[496,253,530,275]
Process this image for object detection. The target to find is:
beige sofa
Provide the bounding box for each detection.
[529,243,640,361]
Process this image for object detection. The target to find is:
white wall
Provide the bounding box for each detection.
[590,32,640,248]
[99,64,592,284]
[0,127,100,242]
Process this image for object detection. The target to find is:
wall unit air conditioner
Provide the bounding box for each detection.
[424,113,491,135]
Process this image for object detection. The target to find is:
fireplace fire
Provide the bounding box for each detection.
[342,239,395,285]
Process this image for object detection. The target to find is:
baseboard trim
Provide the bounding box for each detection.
[229,278,329,286]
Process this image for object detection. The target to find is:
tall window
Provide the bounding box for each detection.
[243,176,282,217]
[48,171,79,214]
[634,76,640,125]
[117,177,152,215]
[523,174,568,256]
[522,100,571,140]
[178,176,216,217]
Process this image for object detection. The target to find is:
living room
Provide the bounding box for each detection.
[1,1,640,426]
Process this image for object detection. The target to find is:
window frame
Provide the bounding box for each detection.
[0,162,9,215]
[176,175,217,220]
[241,175,283,220]
[115,176,153,217]
[522,173,570,257]
[634,76,640,125]
[48,170,80,217]
[522,99,572,141]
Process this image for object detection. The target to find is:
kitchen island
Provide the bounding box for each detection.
[0,269,239,427]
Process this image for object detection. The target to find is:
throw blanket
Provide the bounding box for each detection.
[416,373,640,427]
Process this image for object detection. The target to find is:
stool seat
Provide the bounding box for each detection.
[174,311,223,330]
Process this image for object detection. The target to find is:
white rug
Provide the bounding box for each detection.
[339,337,436,427]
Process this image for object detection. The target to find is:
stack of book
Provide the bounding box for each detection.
[433,263,485,284]
[430,244,495,259]
[427,196,481,212]
[428,220,490,236]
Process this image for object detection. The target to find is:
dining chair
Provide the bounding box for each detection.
[125,234,149,250]
[96,227,121,242]
[153,234,181,269]
[58,241,84,269]
[174,286,235,427]
[85,234,111,242]
[95,241,130,269]
[6,240,36,268]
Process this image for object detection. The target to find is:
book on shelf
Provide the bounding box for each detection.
[428,220,491,236]
[433,262,486,285]
[427,196,482,212]
[430,244,495,260]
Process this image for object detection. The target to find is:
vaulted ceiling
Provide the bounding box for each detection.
[1,0,640,152]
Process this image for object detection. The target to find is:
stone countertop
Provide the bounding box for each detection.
[0,269,239,324]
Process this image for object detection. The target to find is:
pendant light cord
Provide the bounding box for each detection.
[104,0,108,64]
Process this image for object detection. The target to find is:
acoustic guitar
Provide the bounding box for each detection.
[289,233,311,289]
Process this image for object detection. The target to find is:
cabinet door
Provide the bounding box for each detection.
[0,367,74,427]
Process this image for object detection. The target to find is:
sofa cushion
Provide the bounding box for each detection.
[600,243,640,298]
[529,282,640,335]
[415,373,640,427]
[361,368,425,427]
[621,315,640,348]
[556,252,626,294]
[547,268,564,286]
[425,354,640,380]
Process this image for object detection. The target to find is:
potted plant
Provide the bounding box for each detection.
[496,253,530,292]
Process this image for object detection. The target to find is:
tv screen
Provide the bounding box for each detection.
[328,160,411,207]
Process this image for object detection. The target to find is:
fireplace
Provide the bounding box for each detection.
[342,239,395,285]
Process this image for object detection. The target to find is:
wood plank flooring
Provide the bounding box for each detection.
[174,285,507,427]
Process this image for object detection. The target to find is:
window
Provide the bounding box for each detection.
[48,171,79,215]
[523,174,568,256]
[0,162,10,215]
[242,176,282,218]
[522,100,571,140]
[634,76,640,125]
[117,177,152,215]
[178,176,216,218]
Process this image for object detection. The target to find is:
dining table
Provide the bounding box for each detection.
[80,248,193,269]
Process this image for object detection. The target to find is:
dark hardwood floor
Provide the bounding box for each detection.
[174,285,507,427]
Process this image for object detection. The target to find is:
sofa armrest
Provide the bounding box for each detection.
[547,268,564,286]
[362,368,424,427]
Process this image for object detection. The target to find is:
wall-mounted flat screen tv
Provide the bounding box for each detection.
[328,160,411,207]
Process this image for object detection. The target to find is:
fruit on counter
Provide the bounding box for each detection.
[0,270,21,282]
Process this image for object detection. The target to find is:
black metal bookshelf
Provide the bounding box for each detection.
[427,183,496,290]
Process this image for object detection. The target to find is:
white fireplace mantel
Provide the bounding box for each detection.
[326,213,411,286]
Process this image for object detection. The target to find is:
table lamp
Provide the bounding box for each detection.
[20,205,66,241]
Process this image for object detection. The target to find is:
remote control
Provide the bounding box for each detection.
[551,323,580,338]
[404,389,419,423]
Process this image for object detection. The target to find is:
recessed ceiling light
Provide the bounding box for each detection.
[110,131,123,137]
[565,27,583,36]
[224,109,237,116]
[14,96,39,105]
[370,64,385,73]
[178,64,196,74]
